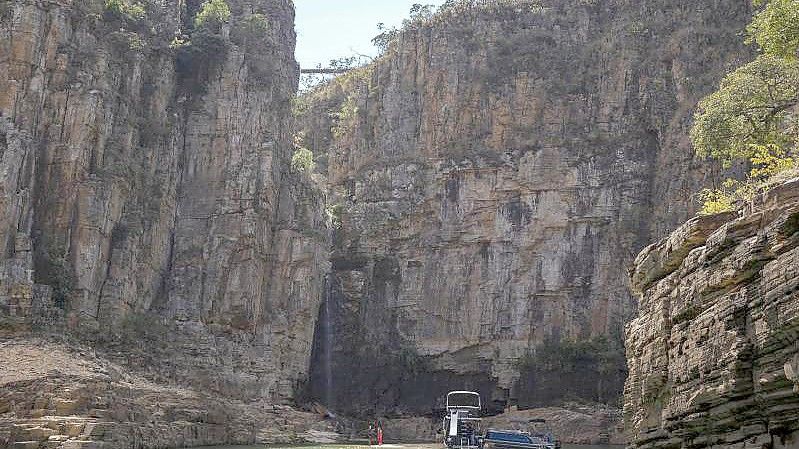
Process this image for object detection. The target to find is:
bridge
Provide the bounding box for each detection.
[300,68,351,75]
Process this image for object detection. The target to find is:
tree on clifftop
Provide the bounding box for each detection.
[692,0,799,214]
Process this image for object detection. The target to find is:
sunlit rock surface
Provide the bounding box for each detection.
[625,178,799,449]
[0,0,329,446]
[0,337,338,448]
[298,0,752,416]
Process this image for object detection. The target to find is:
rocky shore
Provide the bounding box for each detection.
[0,336,339,448]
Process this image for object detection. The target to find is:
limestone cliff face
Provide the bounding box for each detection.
[299,0,753,415]
[624,177,799,449]
[0,0,327,406]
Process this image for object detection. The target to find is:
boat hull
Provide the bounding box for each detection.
[484,442,556,449]
[483,430,557,449]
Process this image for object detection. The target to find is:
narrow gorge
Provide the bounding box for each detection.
[298,0,751,420]
[1,0,798,448]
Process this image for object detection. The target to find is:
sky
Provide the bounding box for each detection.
[294,0,446,69]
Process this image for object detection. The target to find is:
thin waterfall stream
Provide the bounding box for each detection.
[323,276,334,411]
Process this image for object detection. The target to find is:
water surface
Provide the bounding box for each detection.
[194,444,623,449]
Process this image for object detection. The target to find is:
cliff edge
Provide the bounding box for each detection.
[625,177,799,449]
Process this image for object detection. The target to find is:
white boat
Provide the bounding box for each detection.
[441,391,483,449]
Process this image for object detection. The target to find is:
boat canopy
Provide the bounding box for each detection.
[446,391,481,409]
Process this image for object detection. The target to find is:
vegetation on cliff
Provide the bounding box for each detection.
[517,336,627,407]
[194,0,231,28]
[693,0,799,214]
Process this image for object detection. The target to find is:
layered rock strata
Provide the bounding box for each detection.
[625,177,799,449]
[0,337,338,448]
[299,0,753,415]
[0,0,329,445]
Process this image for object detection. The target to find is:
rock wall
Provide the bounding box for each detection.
[298,0,753,416]
[625,177,799,449]
[0,0,329,444]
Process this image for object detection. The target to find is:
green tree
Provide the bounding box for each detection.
[372,4,436,54]
[242,13,269,34]
[747,0,799,60]
[691,0,799,213]
[105,0,146,21]
[195,0,231,30]
[291,148,316,173]
[691,56,799,166]
[406,3,436,24]
[372,23,399,53]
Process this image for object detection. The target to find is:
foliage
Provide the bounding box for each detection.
[291,95,311,118]
[371,4,435,54]
[749,143,796,178]
[127,33,146,51]
[173,0,230,86]
[169,36,190,49]
[697,145,796,214]
[372,23,399,53]
[36,246,76,309]
[331,96,359,139]
[396,344,428,373]
[173,27,228,91]
[114,310,169,342]
[108,29,146,52]
[291,147,316,173]
[698,186,737,215]
[329,55,363,71]
[748,0,799,60]
[194,0,230,30]
[326,204,344,229]
[517,335,627,406]
[299,55,370,92]
[692,0,799,214]
[231,13,271,48]
[406,3,437,25]
[242,13,270,34]
[519,336,625,375]
[371,1,553,56]
[691,55,799,166]
[104,0,145,21]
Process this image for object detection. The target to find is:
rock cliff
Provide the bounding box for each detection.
[298,0,753,416]
[0,0,329,445]
[624,177,799,449]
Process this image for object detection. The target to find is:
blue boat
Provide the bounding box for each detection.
[483,429,560,449]
[439,391,560,449]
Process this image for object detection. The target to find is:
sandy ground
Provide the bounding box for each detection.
[0,338,101,384]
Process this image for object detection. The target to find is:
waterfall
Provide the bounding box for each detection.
[323,275,334,410]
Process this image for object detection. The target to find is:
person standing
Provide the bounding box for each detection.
[377,421,384,446]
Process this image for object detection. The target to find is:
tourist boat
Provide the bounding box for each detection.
[442,391,483,449]
[440,391,560,449]
[482,428,560,449]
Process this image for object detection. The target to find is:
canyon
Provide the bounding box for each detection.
[298,0,752,418]
[2,0,797,448]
